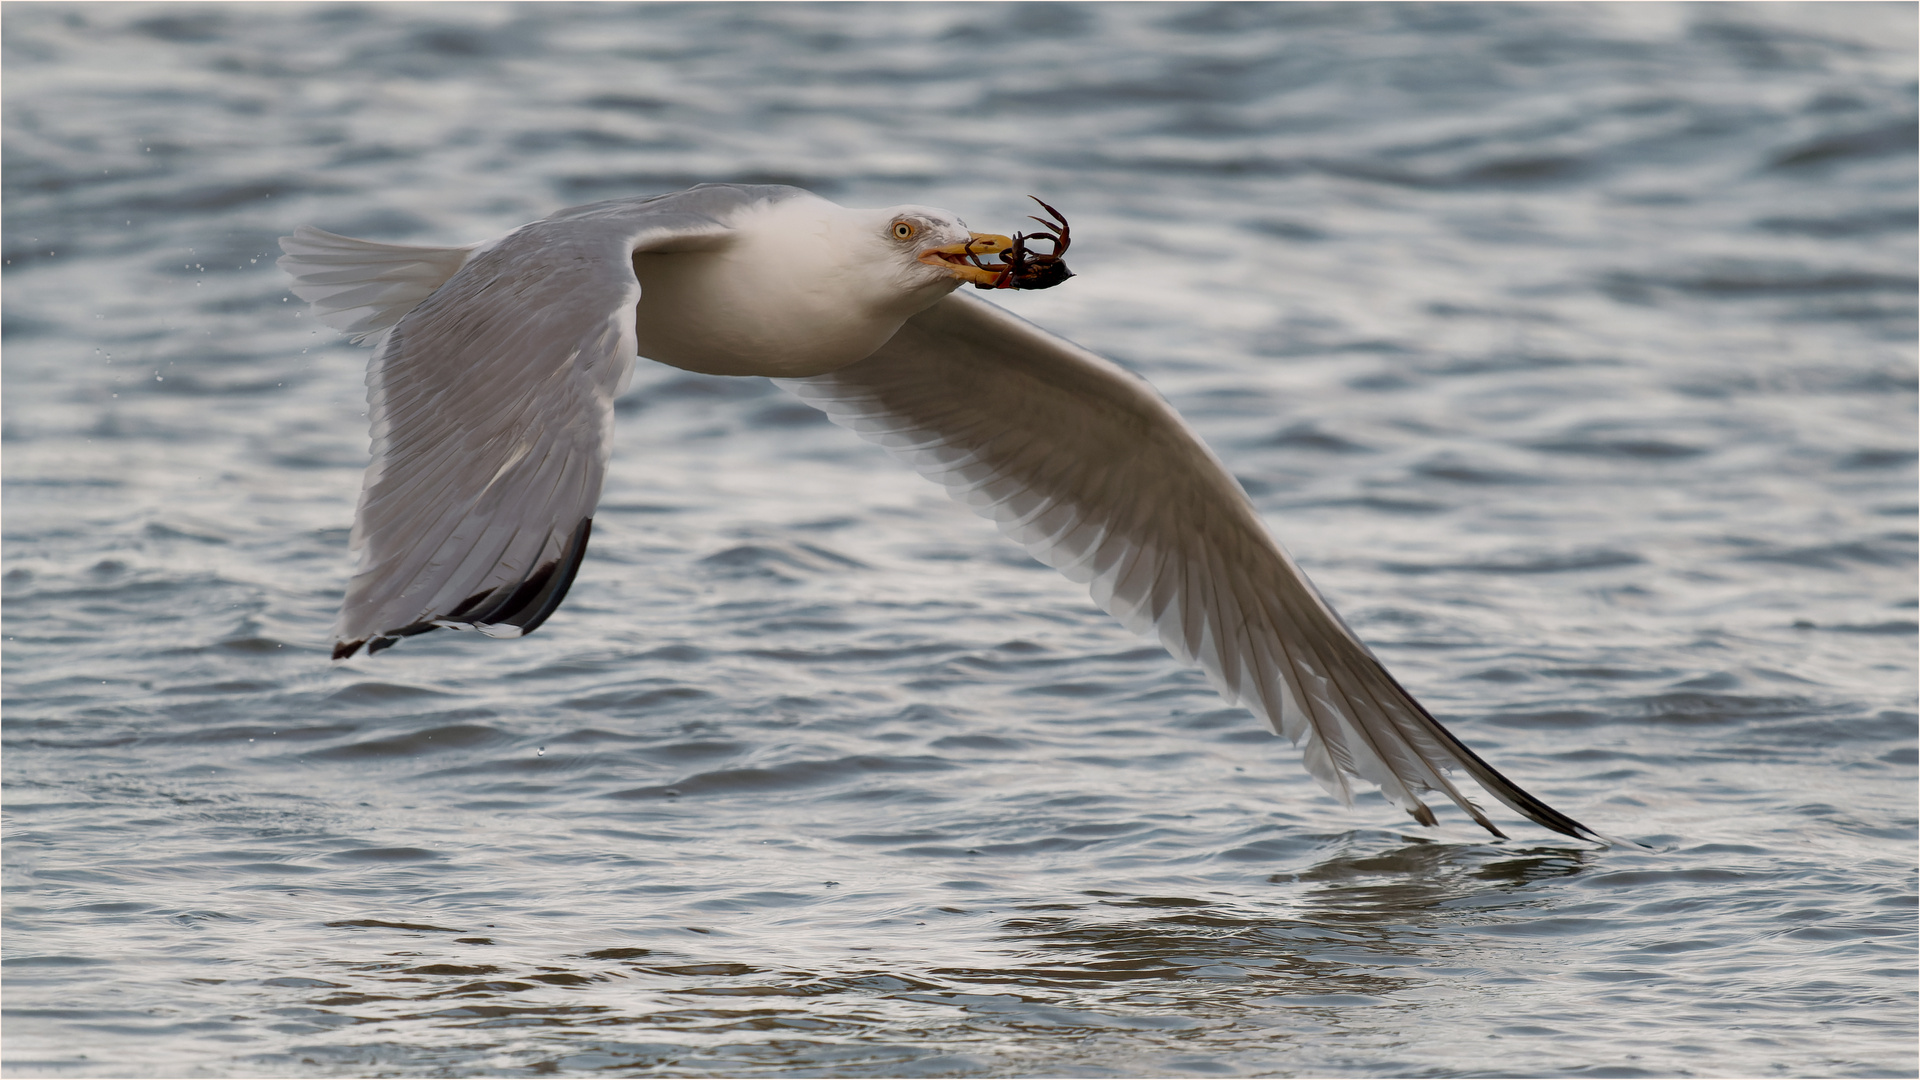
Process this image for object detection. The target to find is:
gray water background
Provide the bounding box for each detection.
[3,3,1915,1077]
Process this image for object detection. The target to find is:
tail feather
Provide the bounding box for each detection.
[276,226,476,342]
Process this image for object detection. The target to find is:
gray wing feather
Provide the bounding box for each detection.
[780,291,1600,841]
[286,184,806,658]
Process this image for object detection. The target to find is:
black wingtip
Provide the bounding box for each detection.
[1323,678,1601,842]
[494,517,592,635]
[1356,661,1610,844]
[336,518,595,660]
[452,517,592,635]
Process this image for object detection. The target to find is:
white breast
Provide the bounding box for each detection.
[630,196,949,378]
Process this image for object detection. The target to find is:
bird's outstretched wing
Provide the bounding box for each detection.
[780,292,1600,841]
[280,185,801,658]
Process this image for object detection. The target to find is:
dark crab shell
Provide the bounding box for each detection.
[970,196,1075,291]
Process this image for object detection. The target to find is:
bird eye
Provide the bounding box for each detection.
[892,221,915,240]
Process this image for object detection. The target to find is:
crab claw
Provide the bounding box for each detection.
[1028,197,1070,230]
[919,232,1015,287]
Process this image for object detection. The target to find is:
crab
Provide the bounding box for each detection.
[966,197,1075,291]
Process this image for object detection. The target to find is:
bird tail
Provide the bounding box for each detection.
[276,226,476,343]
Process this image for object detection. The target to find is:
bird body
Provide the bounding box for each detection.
[626,191,961,376]
[280,183,1607,843]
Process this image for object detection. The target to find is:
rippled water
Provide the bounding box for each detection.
[4,3,1916,1077]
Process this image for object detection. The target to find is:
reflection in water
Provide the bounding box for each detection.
[261,841,1602,1064]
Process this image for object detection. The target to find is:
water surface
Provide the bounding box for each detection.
[3,3,1915,1077]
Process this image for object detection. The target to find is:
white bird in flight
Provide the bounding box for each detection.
[280,183,1604,843]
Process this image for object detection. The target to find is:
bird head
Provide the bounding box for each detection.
[877,199,1075,294]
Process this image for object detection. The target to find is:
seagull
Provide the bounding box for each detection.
[280,183,1605,843]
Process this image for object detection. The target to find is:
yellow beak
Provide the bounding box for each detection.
[918,232,1016,287]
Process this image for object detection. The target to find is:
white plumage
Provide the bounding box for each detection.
[280,183,1605,843]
